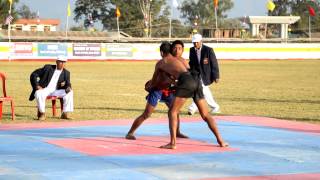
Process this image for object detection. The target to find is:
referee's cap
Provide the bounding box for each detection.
[57,56,68,62]
[192,34,202,43]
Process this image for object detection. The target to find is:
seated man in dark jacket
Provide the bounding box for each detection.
[29,56,73,120]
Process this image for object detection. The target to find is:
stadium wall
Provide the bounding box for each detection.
[0,42,319,61]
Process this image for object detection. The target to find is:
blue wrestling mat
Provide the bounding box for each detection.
[0,116,319,179]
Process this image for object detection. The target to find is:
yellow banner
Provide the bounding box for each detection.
[116,7,121,18]
[266,0,276,12]
[67,1,71,17]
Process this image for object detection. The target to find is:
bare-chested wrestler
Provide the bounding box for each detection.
[149,42,229,150]
[125,41,189,140]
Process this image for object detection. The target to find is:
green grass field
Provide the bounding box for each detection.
[1,60,319,124]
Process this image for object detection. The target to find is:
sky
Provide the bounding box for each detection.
[18,0,268,30]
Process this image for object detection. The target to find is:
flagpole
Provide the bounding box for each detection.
[265,12,268,39]
[8,2,12,43]
[115,7,120,41]
[65,0,70,38]
[117,16,120,41]
[170,0,179,40]
[169,2,172,40]
[309,15,311,41]
[65,13,69,38]
[214,0,219,40]
[215,7,218,39]
[7,1,12,61]
[169,18,172,40]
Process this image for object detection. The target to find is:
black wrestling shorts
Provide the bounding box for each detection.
[174,71,204,101]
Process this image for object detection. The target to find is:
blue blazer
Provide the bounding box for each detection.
[29,65,71,101]
[189,44,219,86]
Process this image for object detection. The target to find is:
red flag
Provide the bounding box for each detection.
[213,0,218,9]
[308,5,316,16]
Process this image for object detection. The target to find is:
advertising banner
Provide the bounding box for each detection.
[73,43,101,56]
[38,43,67,57]
[106,44,133,57]
[12,42,33,56]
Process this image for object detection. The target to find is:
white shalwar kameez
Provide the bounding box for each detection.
[35,69,74,113]
[188,47,220,113]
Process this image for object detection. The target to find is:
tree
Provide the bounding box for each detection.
[138,0,153,37]
[108,0,149,37]
[179,0,234,30]
[17,4,37,19]
[150,7,190,38]
[70,25,86,31]
[270,0,320,34]
[74,0,172,37]
[291,0,320,33]
[74,0,111,29]
[268,0,290,16]
[0,0,20,28]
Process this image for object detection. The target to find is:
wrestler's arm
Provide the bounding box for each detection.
[179,57,190,69]
[148,60,162,91]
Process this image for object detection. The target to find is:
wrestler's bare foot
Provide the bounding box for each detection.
[218,140,229,147]
[177,132,189,139]
[125,133,136,140]
[160,143,176,149]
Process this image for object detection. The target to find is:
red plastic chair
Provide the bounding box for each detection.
[0,72,15,121]
[46,96,63,117]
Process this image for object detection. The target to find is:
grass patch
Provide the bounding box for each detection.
[0,60,319,124]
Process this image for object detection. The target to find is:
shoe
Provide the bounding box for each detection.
[37,110,41,118]
[38,113,46,121]
[61,112,72,120]
[187,110,195,115]
[211,107,221,114]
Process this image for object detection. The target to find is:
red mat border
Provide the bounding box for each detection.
[1,116,319,136]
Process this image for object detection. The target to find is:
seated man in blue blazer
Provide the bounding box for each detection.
[29,56,73,120]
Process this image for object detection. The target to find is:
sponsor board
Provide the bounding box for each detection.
[38,43,67,57]
[73,43,101,56]
[106,44,133,57]
[12,42,33,56]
